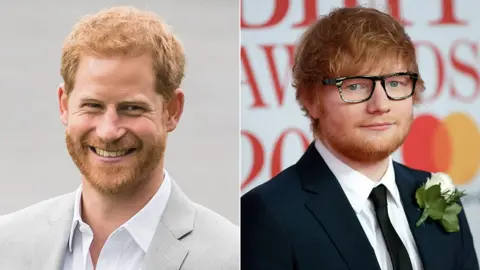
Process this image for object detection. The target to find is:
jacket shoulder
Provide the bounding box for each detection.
[241,164,302,213]
[182,203,239,269]
[242,165,300,199]
[0,192,75,234]
[393,161,432,184]
[192,203,239,234]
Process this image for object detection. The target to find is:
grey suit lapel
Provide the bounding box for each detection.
[32,192,75,270]
[26,182,195,270]
[143,180,195,270]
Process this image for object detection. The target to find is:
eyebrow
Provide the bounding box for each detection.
[79,98,102,104]
[78,98,153,110]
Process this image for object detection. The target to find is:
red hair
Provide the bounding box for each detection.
[292,7,424,129]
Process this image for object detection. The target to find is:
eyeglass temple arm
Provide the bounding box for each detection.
[322,78,338,85]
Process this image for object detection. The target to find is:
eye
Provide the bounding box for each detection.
[348,84,359,90]
[125,105,143,111]
[346,83,368,91]
[389,81,400,87]
[83,103,102,109]
[121,105,145,115]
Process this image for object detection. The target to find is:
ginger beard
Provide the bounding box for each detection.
[315,105,413,163]
[65,130,165,195]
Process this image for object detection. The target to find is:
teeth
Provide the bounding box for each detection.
[94,148,129,157]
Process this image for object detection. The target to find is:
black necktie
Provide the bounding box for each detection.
[369,184,413,270]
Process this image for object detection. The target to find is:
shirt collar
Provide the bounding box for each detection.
[68,186,82,252]
[68,169,172,253]
[314,139,402,213]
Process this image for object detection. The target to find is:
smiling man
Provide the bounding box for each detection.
[0,6,238,270]
[241,6,478,270]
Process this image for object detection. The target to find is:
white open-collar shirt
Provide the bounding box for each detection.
[62,170,172,270]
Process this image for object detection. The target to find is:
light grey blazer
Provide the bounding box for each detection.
[0,181,239,270]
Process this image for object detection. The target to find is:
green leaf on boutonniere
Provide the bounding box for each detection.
[425,185,442,203]
[415,185,427,208]
[426,197,446,220]
[441,203,462,232]
[441,217,459,233]
[424,185,447,220]
[445,203,462,216]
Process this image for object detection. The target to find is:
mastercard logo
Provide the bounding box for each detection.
[401,112,480,185]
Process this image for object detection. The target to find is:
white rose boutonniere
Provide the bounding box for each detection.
[415,172,467,232]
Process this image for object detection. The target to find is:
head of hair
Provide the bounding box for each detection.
[292,6,424,130]
[61,6,185,101]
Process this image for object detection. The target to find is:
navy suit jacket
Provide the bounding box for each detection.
[241,143,479,270]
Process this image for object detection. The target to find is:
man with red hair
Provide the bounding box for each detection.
[0,6,239,270]
[241,6,478,270]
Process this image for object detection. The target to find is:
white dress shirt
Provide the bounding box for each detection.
[315,140,423,270]
[62,170,172,270]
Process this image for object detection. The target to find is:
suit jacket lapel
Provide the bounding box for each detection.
[143,181,194,270]
[32,193,75,270]
[394,163,448,270]
[298,143,381,270]
[26,183,194,270]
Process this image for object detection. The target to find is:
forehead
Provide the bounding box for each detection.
[333,52,411,79]
[356,59,408,77]
[71,54,157,101]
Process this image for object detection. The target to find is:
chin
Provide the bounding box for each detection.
[334,135,400,162]
[88,175,136,195]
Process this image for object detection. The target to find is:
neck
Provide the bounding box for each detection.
[320,139,390,182]
[80,166,164,241]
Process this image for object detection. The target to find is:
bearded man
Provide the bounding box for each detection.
[241,6,478,270]
[0,6,238,270]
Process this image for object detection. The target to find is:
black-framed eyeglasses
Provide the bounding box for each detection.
[322,72,418,104]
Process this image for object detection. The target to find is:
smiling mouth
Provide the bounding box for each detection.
[89,147,136,158]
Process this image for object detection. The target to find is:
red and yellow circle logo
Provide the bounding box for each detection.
[402,112,480,185]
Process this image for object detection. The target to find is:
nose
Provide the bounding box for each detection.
[366,81,391,114]
[95,108,126,142]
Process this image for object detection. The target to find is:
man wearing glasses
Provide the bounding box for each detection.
[241,6,478,270]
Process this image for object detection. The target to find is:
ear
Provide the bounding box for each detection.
[300,91,320,119]
[58,83,69,126]
[165,88,185,132]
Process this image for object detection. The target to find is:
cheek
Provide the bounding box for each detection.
[124,117,163,138]
[66,116,94,136]
[392,101,414,120]
[322,103,362,129]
